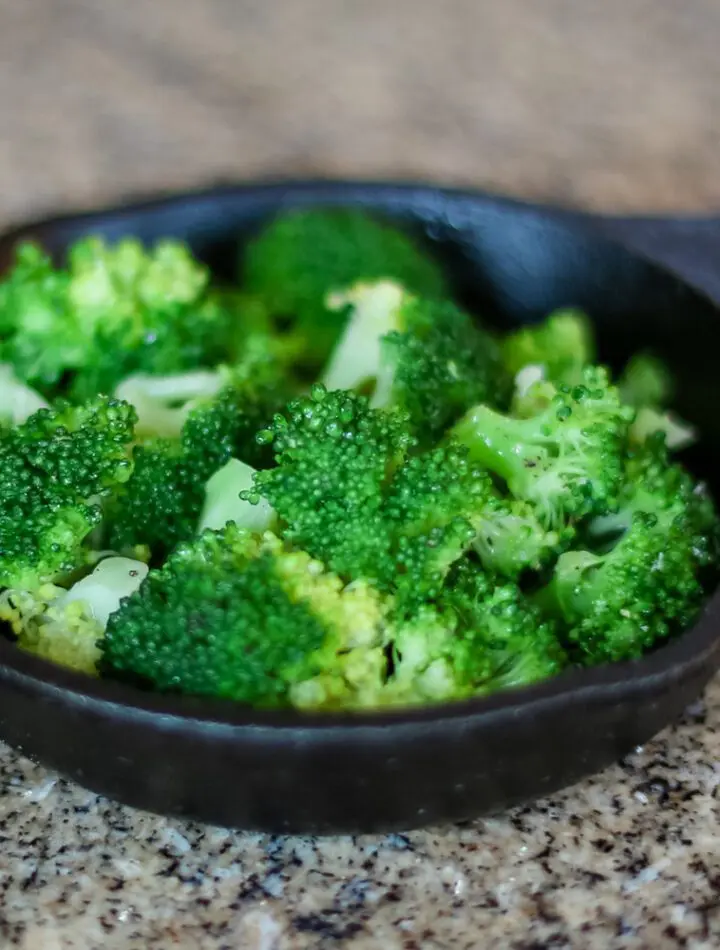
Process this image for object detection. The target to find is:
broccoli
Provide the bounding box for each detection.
[502,309,595,384]
[250,385,413,586]
[451,366,634,529]
[251,386,562,613]
[385,563,567,705]
[322,281,509,440]
[1,556,149,674]
[0,397,136,590]
[102,526,390,708]
[537,437,719,662]
[242,208,448,367]
[0,238,243,400]
[107,362,283,559]
[617,352,695,451]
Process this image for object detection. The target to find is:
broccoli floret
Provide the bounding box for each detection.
[114,370,226,440]
[0,556,149,674]
[251,385,413,586]
[470,496,569,578]
[538,439,719,662]
[322,281,509,439]
[451,366,634,529]
[618,352,673,409]
[108,364,282,558]
[0,238,242,400]
[0,398,136,589]
[252,388,562,614]
[0,363,49,426]
[385,564,567,704]
[503,309,595,382]
[102,527,390,708]
[242,208,448,367]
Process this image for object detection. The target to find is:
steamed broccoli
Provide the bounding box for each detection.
[385,564,567,705]
[102,526,390,708]
[451,366,634,529]
[322,281,509,439]
[503,308,594,382]
[108,360,284,559]
[0,397,136,589]
[242,208,448,366]
[0,556,149,673]
[0,238,243,400]
[537,435,718,662]
[0,223,716,712]
[251,386,562,613]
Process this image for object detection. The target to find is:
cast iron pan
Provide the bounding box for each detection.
[1,181,720,834]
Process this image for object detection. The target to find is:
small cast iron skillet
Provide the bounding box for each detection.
[1,180,720,834]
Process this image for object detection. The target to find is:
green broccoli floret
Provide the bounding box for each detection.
[502,308,595,383]
[0,555,149,674]
[322,281,509,440]
[107,364,283,559]
[385,563,567,704]
[451,366,634,529]
[251,385,413,586]
[242,208,448,367]
[470,496,570,578]
[537,438,719,662]
[617,353,695,451]
[0,238,243,400]
[102,527,390,708]
[252,387,562,614]
[0,397,136,589]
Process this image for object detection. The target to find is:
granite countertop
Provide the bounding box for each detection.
[2,2,720,948]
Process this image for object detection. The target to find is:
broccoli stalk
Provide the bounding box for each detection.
[322,280,509,439]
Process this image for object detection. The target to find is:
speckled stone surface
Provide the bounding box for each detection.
[2,2,720,947]
[1,690,720,949]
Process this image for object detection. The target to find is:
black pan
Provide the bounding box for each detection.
[1,180,719,834]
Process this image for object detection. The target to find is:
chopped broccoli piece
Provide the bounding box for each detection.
[114,370,226,440]
[0,397,136,589]
[0,238,242,400]
[1,556,148,674]
[102,527,390,708]
[108,363,282,559]
[251,385,413,586]
[451,366,634,529]
[502,309,595,384]
[323,281,509,439]
[242,208,448,366]
[253,387,563,613]
[385,563,567,705]
[538,438,719,662]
